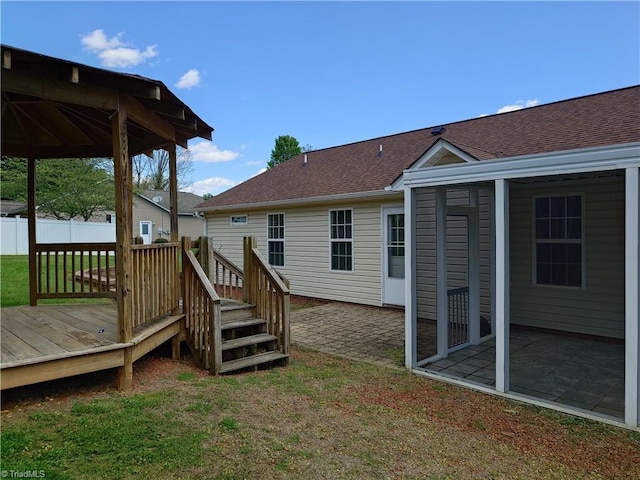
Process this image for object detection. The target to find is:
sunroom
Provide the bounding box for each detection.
[402,142,640,428]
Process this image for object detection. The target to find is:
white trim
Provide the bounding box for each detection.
[468,188,481,344]
[381,204,405,306]
[404,143,640,188]
[436,188,448,357]
[531,193,586,289]
[266,212,285,268]
[199,189,402,213]
[328,207,354,273]
[230,215,248,225]
[405,188,417,368]
[625,166,639,427]
[495,179,510,393]
[389,138,478,191]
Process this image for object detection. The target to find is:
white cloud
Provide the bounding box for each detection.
[186,177,237,196]
[245,160,264,166]
[496,99,540,114]
[176,69,201,89]
[189,142,240,163]
[81,29,158,68]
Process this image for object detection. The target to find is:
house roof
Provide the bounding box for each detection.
[137,190,204,215]
[0,200,28,216]
[1,44,213,159]
[198,85,640,210]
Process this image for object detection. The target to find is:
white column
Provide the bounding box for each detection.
[468,187,481,344]
[404,186,417,369]
[495,179,510,392]
[436,187,448,356]
[625,166,639,427]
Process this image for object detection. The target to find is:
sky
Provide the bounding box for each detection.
[1,1,639,197]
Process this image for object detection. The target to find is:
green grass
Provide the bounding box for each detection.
[1,255,114,307]
[2,349,639,479]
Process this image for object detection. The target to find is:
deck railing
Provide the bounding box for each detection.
[131,242,180,329]
[35,242,117,300]
[182,237,222,374]
[243,236,290,357]
[448,286,469,348]
[197,237,244,301]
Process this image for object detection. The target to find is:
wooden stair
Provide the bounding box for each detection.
[219,301,288,374]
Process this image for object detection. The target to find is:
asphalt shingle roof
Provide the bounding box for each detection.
[199,86,639,209]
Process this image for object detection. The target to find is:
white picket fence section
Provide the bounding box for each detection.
[0,217,116,255]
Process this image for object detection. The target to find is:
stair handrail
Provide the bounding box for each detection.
[198,236,245,301]
[182,237,222,374]
[243,236,290,358]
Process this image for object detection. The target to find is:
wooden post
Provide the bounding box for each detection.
[243,236,254,304]
[27,157,37,306]
[168,143,179,243]
[112,95,133,391]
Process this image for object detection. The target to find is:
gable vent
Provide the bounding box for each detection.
[431,126,445,135]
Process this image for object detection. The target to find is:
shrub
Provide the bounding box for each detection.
[155,238,169,244]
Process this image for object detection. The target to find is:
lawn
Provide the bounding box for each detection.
[2,347,639,480]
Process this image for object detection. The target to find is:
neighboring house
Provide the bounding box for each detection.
[134,190,204,244]
[0,200,27,217]
[197,85,640,427]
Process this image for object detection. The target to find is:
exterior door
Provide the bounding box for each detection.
[383,207,405,306]
[139,221,152,244]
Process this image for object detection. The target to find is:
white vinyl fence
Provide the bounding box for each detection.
[0,217,116,255]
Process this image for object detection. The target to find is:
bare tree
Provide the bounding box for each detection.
[132,147,194,191]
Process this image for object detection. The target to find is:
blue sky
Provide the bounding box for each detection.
[2,1,639,196]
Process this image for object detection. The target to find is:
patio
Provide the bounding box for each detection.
[291,302,625,422]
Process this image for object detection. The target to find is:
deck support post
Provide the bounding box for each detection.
[435,187,448,357]
[112,95,133,391]
[494,179,510,393]
[27,157,37,306]
[625,165,639,427]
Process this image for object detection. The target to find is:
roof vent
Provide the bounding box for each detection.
[303,154,308,165]
[377,144,383,157]
[431,126,445,135]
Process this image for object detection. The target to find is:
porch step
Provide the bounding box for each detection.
[222,333,277,351]
[221,317,266,331]
[220,351,289,374]
[221,302,257,322]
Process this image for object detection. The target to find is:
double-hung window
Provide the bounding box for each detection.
[330,209,353,271]
[267,213,285,267]
[534,195,583,287]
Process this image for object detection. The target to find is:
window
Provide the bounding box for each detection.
[534,195,583,287]
[230,215,247,225]
[267,213,285,267]
[330,209,353,271]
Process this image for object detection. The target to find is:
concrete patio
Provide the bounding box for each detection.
[291,302,625,421]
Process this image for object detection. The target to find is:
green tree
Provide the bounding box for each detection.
[0,157,115,221]
[267,135,306,169]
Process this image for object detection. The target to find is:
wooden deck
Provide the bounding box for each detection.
[1,304,184,390]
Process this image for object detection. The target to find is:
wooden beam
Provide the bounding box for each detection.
[3,50,11,69]
[136,97,185,120]
[112,95,133,345]
[2,68,118,110]
[27,157,37,306]
[169,143,179,243]
[71,66,79,84]
[125,94,175,142]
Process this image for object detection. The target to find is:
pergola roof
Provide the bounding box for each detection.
[1,44,213,159]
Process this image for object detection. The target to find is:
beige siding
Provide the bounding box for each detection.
[132,199,204,242]
[510,177,625,339]
[205,199,399,306]
[415,187,492,322]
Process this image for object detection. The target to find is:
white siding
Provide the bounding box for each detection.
[510,177,625,338]
[205,199,395,306]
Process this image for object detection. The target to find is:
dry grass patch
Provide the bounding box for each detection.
[2,347,638,479]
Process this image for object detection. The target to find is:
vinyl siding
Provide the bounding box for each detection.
[415,188,492,323]
[205,199,396,306]
[510,177,625,338]
[132,198,204,242]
